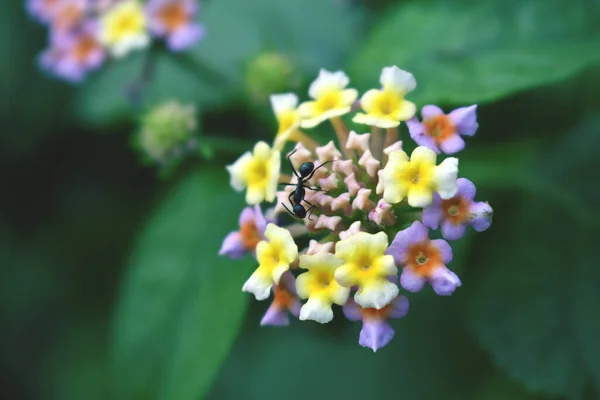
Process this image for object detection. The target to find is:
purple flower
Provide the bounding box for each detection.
[422,178,493,241]
[38,20,106,83]
[386,221,461,296]
[146,0,206,51]
[219,205,269,259]
[343,296,409,352]
[407,105,478,154]
[260,272,301,326]
[27,0,62,24]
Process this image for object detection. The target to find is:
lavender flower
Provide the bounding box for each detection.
[422,178,494,240]
[40,20,105,83]
[407,105,478,154]
[219,205,269,259]
[387,221,461,296]
[344,296,409,352]
[260,272,301,326]
[146,0,205,51]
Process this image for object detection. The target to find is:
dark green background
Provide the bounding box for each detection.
[2,0,600,399]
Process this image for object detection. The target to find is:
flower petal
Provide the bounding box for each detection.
[441,220,468,241]
[429,267,461,296]
[456,178,476,201]
[439,134,465,154]
[299,297,334,324]
[433,157,458,199]
[342,298,363,321]
[380,66,416,94]
[407,185,434,208]
[270,93,299,116]
[218,232,247,259]
[421,195,443,229]
[260,303,291,326]
[431,239,453,264]
[242,269,272,300]
[410,146,437,165]
[400,268,426,292]
[387,295,410,319]
[386,221,429,265]
[308,69,350,99]
[359,319,395,352]
[469,201,494,232]
[448,105,478,136]
[226,152,252,192]
[354,279,399,309]
[421,105,444,120]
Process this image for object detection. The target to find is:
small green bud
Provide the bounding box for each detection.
[245,52,299,103]
[135,100,198,168]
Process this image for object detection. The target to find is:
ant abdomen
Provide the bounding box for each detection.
[293,204,306,218]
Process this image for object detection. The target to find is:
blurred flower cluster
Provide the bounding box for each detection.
[27,0,205,82]
[220,66,494,352]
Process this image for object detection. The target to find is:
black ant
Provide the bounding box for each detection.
[279,149,334,220]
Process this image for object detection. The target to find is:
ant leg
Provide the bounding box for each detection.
[306,204,317,221]
[278,183,297,187]
[282,203,299,219]
[287,191,295,205]
[304,186,326,192]
[303,159,336,182]
[287,149,300,179]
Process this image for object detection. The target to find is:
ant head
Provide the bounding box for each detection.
[299,162,314,178]
[293,204,306,218]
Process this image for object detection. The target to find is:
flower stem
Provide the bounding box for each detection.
[384,127,399,150]
[126,47,158,107]
[330,117,352,158]
[370,126,383,160]
[170,52,234,89]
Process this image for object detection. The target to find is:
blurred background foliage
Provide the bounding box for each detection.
[2,0,600,399]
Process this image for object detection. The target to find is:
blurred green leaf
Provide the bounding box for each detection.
[111,168,252,400]
[463,194,599,398]
[348,0,600,106]
[476,371,541,400]
[209,294,487,400]
[75,0,364,126]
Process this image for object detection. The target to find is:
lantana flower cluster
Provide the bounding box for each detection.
[220,66,493,352]
[27,0,205,82]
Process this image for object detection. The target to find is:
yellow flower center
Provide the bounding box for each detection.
[259,243,281,271]
[315,89,342,113]
[104,3,146,43]
[372,90,401,117]
[398,160,434,190]
[246,158,268,186]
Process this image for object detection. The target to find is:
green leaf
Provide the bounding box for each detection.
[209,293,488,400]
[348,0,600,106]
[463,195,600,398]
[111,168,252,400]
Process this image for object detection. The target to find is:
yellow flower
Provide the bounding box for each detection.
[242,224,298,300]
[270,93,301,150]
[226,141,281,205]
[296,253,350,323]
[334,232,398,309]
[382,146,458,208]
[297,69,358,128]
[353,66,417,128]
[99,0,149,58]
